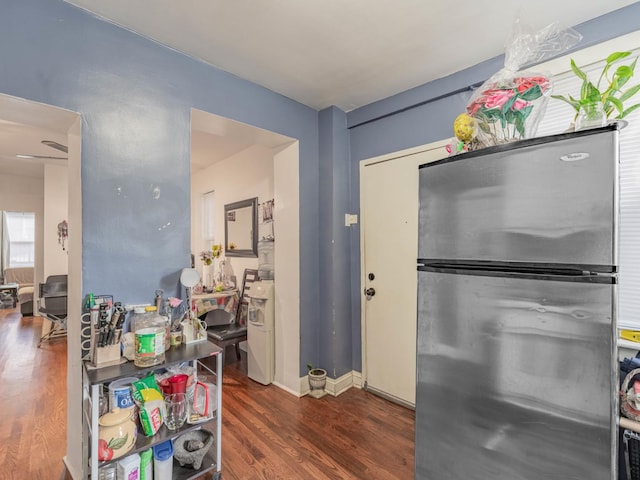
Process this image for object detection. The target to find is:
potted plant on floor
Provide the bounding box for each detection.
[307,363,327,398]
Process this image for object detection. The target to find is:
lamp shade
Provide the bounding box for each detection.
[180,268,200,288]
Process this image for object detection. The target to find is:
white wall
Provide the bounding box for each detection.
[0,173,44,286]
[273,143,300,394]
[43,164,69,277]
[65,117,83,478]
[191,144,274,283]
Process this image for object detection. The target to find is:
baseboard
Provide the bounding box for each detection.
[351,371,363,389]
[272,380,303,397]
[62,456,81,480]
[299,370,362,397]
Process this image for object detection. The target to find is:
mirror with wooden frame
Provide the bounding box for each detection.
[224,197,258,257]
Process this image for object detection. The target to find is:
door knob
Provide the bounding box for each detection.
[364,287,375,299]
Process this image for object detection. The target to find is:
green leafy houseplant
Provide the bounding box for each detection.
[552,51,640,122]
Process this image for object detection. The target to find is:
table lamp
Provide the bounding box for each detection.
[180,268,206,344]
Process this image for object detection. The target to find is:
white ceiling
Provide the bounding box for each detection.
[65,0,637,111]
[2,1,638,180]
[190,109,294,173]
[0,95,76,178]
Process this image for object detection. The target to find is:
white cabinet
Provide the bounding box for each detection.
[83,342,223,479]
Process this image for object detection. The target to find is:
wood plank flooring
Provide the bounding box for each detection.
[0,306,415,479]
[0,308,67,480]
[214,359,415,479]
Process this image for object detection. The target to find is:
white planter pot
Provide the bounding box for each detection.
[308,368,327,397]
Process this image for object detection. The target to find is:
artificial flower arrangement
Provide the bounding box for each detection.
[199,244,223,265]
[461,20,581,148]
[468,75,551,144]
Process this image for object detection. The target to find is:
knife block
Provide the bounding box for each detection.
[93,343,121,368]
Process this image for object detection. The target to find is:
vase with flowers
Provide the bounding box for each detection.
[199,244,223,290]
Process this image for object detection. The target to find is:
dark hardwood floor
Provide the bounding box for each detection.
[213,359,415,479]
[0,306,415,479]
[0,307,67,480]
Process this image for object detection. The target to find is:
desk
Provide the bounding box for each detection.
[0,283,18,308]
[193,290,239,318]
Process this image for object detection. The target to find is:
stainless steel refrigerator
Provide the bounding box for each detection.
[415,125,619,479]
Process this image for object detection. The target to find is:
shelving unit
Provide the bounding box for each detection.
[83,342,223,479]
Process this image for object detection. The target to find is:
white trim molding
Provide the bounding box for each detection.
[299,370,362,397]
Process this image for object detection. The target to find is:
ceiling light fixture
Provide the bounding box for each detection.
[41,140,68,153]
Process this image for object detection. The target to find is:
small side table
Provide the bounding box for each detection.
[0,283,18,308]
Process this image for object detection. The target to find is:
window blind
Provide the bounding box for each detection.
[536,56,640,329]
[4,211,35,268]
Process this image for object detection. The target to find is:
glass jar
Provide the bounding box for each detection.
[575,101,606,131]
[133,306,166,367]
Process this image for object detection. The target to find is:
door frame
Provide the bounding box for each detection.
[359,138,449,401]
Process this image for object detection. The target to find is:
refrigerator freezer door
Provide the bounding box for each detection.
[418,129,617,269]
[415,270,616,480]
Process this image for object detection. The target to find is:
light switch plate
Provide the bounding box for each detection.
[345,214,358,226]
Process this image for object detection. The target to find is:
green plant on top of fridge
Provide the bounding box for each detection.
[552,51,640,121]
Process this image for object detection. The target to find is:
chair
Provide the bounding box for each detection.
[205,268,258,360]
[37,274,68,347]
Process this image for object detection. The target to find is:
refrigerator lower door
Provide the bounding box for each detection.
[415,270,616,480]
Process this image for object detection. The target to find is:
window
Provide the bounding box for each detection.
[536,51,640,329]
[4,211,35,268]
[202,190,215,248]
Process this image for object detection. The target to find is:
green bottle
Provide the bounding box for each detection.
[140,448,153,480]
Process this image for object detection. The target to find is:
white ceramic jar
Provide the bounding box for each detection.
[98,407,137,461]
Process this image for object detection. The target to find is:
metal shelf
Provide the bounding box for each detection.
[84,342,223,479]
[174,450,217,480]
[84,341,222,385]
[97,420,217,469]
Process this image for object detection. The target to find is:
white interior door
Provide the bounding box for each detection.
[361,143,446,407]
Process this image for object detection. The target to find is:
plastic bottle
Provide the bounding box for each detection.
[163,314,171,352]
[116,452,140,480]
[153,440,174,480]
[133,306,166,367]
[139,448,153,480]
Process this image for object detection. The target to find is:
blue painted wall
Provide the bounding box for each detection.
[2,0,639,381]
[345,3,640,372]
[0,0,319,374]
[318,106,352,378]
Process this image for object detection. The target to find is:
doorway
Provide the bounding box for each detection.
[0,91,81,476]
[360,139,448,408]
[189,109,302,394]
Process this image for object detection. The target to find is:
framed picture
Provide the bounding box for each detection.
[262,199,274,222]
